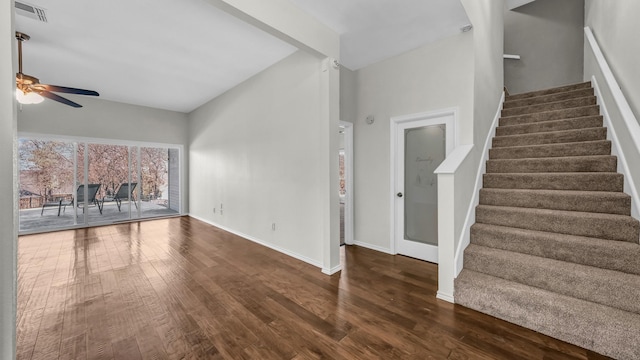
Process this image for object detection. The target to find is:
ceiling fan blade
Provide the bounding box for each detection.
[42,84,99,96]
[39,91,83,108]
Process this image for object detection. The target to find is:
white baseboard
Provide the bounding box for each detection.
[436,291,455,303]
[188,214,324,269]
[322,264,342,275]
[352,240,394,255]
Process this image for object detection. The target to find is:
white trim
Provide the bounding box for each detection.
[454,92,505,277]
[389,108,459,256]
[339,121,354,246]
[433,145,474,174]
[18,131,183,150]
[188,214,324,270]
[322,264,343,275]
[503,54,521,60]
[436,291,455,303]
[352,240,394,255]
[592,77,640,220]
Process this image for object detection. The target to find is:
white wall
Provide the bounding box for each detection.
[585,0,640,120]
[504,0,585,94]
[353,32,474,252]
[189,50,329,267]
[17,97,188,145]
[462,0,505,149]
[1,1,17,357]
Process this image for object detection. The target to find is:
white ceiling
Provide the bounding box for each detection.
[289,0,470,70]
[14,0,470,113]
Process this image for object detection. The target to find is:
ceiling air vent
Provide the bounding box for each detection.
[14,1,47,23]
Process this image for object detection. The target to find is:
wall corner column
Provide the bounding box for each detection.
[321,57,341,275]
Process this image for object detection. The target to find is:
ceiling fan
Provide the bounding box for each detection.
[15,31,99,108]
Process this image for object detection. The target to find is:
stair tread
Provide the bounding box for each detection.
[489,140,612,159]
[471,223,640,275]
[479,188,630,215]
[476,204,640,242]
[464,244,640,314]
[502,97,597,117]
[503,88,594,108]
[486,155,617,173]
[506,82,592,100]
[492,127,607,148]
[495,116,603,136]
[493,127,605,140]
[455,269,640,360]
[499,105,600,126]
[477,204,636,221]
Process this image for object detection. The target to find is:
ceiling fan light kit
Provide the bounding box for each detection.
[15,31,100,108]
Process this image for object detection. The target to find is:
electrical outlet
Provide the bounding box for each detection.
[272,223,276,231]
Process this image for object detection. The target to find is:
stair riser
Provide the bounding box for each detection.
[489,141,611,160]
[464,245,640,314]
[470,224,640,275]
[486,156,617,173]
[455,270,640,360]
[503,88,595,109]
[493,128,607,148]
[502,97,597,117]
[495,116,603,136]
[475,206,640,242]
[500,106,600,126]
[506,82,592,101]
[483,173,624,192]
[478,189,631,215]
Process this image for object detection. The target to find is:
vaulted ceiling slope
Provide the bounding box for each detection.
[14,0,472,113]
[289,0,470,70]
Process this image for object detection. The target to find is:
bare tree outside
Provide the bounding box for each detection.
[19,139,170,208]
[19,139,74,203]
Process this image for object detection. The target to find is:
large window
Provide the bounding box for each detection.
[19,136,181,233]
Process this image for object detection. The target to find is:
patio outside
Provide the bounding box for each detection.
[19,138,180,233]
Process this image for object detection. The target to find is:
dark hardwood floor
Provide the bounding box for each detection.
[17,216,611,359]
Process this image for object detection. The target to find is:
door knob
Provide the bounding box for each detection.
[397,192,403,198]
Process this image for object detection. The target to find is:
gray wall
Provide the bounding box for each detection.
[353,32,474,252]
[1,1,16,357]
[585,0,640,120]
[504,0,585,94]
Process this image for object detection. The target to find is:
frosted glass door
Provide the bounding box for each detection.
[404,125,446,246]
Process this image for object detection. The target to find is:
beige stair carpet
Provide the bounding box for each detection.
[454,82,640,360]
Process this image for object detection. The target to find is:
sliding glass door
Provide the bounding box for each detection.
[19,136,181,233]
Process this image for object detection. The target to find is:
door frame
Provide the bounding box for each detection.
[389,108,458,256]
[339,121,354,245]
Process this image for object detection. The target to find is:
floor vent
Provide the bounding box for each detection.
[15,1,47,23]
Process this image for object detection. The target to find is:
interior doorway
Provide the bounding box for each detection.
[390,111,454,263]
[339,121,354,246]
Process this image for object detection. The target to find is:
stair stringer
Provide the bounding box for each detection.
[453,92,504,277]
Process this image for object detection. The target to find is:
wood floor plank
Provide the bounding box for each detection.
[17,217,613,360]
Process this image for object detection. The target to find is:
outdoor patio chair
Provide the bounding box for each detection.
[62,184,103,215]
[102,182,138,212]
[41,197,65,216]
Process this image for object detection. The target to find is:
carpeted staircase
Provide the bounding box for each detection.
[455,82,640,360]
